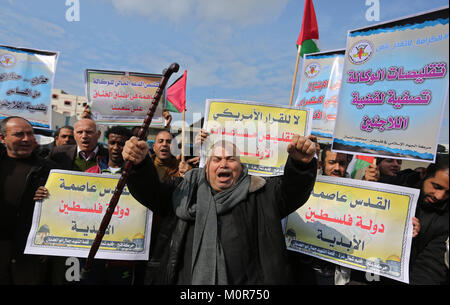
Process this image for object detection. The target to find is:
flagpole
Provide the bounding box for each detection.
[289,47,302,106]
[181,109,185,162]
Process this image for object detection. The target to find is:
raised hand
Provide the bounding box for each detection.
[287,134,316,164]
[363,163,380,182]
[34,186,49,201]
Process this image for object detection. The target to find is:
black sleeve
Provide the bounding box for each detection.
[267,156,317,218]
[379,169,421,188]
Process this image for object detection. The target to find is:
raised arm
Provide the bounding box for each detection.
[269,135,318,218]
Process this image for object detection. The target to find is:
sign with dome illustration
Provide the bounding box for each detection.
[25,170,153,261]
[285,175,420,283]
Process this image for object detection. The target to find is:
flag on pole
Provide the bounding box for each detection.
[296,0,320,57]
[166,70,187,113]
[347,155,376,178]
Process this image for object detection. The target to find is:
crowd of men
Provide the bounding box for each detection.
[0,114,448,285]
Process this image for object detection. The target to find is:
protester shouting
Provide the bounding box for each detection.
[122,134,317,284]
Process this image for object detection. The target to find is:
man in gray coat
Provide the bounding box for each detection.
[123,133,317,285]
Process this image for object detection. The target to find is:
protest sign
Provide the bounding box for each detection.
[0,45,58,129]
[332,7,449,162]
[295,49,345,139]
[85,69,164,125]
[201,99,312,176]
[286,175,419,283]
[25,170,152,260]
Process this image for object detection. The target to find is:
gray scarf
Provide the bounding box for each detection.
[173,165,250,285]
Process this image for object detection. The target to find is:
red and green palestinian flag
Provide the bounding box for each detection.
[348,155,376,178]
[165,70,187,113]
[297,0,320,57]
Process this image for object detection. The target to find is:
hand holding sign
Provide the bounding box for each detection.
[34,186,49,201]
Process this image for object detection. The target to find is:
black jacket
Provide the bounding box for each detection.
[0,145,58,257]
[410,194,449,285]
[379,169,449,284]
[36,141,56,158]
[127,155,317,284]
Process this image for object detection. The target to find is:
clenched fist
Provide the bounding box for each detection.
[122,136,149,165]
[287,135,316,164]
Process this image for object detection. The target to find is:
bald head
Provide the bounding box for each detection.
[207,140,240,160]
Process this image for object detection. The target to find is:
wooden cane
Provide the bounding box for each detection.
[81,63,180,277]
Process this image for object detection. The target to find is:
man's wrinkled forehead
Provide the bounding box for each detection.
[75,119,97,132]
[209,141,240,158]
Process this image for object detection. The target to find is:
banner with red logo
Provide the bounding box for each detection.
[332,7,448,162]
[0,45,58,129]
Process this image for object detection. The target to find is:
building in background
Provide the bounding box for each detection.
[51,88,87,120]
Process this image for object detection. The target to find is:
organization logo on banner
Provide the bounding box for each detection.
[304,62,321,78]
[348,40,374,65]
[0,53,16,68]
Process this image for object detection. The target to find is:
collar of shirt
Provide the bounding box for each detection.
[102,167,122,175]
[77,145,99,161]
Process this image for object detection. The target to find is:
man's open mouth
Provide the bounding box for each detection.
[217,171,232,182]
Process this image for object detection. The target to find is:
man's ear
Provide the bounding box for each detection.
[0,134,5,144]
[205,160,210,182]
